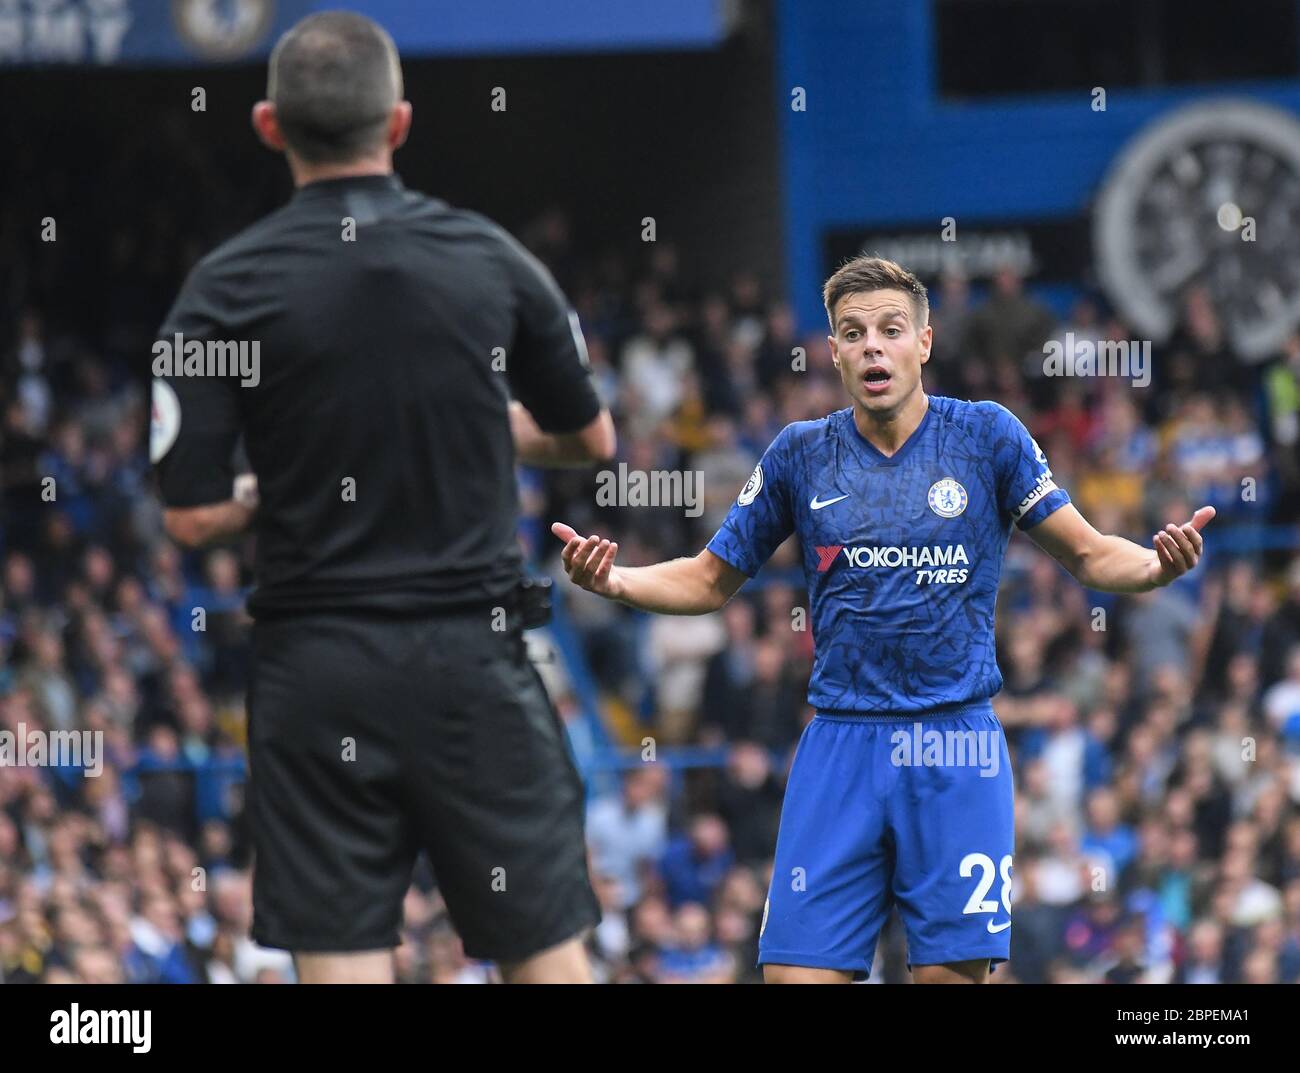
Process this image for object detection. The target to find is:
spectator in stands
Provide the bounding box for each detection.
[585,766,670,908]
[962,263,1056,372]
[658,902,732,983]
[659,814,734,908]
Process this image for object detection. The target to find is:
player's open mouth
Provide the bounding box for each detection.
[863,366,892,394]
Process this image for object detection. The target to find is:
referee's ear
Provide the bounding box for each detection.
[386,101,413,152]
[251,101,287,153]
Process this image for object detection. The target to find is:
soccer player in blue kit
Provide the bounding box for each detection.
[552,256,1213,983]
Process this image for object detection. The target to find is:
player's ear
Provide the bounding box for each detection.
[918,323,933,365]
[828,334,839,369]
[251,101,286,152]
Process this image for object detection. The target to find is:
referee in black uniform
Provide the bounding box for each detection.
[151,11,614,984]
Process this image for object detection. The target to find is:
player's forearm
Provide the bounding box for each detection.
[1071,533,1160,594]
[612,557,727,615]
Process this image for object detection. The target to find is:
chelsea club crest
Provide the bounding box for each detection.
[172,0,276,61]
[928,478,967,518]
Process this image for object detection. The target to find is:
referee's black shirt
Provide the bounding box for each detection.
[152,173,602,617]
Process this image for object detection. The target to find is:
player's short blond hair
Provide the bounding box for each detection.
[823,256,929,330]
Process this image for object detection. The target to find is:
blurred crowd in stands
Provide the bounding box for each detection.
[4,138,1300,981]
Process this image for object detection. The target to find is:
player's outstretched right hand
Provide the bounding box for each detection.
[551,522,625,600]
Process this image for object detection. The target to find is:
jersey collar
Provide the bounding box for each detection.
[291,173,405,201]
[845,397,932,466]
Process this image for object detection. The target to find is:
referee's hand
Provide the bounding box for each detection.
[233,473,260,511]
[551,523,625,599]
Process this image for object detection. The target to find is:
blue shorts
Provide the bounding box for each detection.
[758,702,1014,979]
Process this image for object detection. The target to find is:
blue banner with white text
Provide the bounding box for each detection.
[0,0,727,66]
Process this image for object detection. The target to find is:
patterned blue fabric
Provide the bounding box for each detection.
[707,396,1070,713]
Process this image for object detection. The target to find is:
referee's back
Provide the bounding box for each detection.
[154,175,605,616]
[150,8,611,985]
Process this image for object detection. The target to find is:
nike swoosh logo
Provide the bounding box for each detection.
[987,920,1011,934]
[810,494,850,510]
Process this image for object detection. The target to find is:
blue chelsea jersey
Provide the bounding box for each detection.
[706,396,1070,713]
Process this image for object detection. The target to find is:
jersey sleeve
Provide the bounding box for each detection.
[151,264,243,508]
[494,229,603,434]
[705,426,796,577]
[989,403,1070,530]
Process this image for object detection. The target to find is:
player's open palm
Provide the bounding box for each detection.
[552,522,625,599]
[1149,505,1215,586]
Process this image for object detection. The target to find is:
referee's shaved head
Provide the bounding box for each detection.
[267,11,404,164]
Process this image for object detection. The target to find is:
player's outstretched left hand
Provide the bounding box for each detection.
[1149,506,1215,587]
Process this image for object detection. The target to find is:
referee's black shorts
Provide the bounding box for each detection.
[244,601,600,962]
